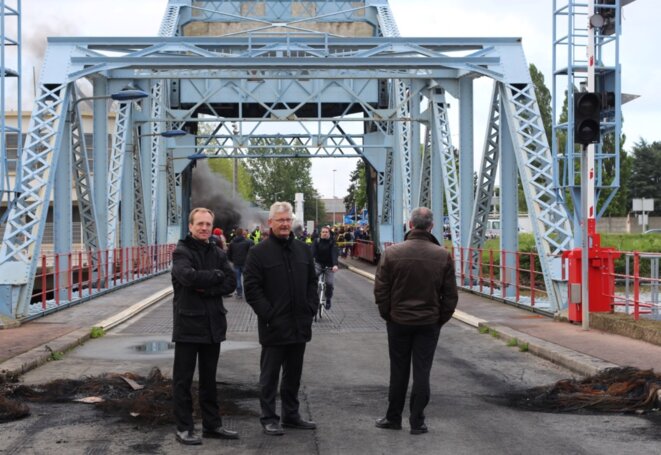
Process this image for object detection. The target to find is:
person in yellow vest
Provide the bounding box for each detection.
[250,226,262,244]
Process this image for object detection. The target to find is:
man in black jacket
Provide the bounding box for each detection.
[171,207,238,445]
[311,225,339,309]
[243,202,318,436]
[227,228,252,299]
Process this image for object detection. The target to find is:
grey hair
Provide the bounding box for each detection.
[269,201,295,220]
[410,207,433,230]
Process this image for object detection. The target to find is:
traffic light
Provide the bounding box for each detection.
[574,92,601,146]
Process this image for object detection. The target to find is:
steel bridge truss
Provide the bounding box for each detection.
[0,1,576,321]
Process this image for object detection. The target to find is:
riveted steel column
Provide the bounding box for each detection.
[54,100,73,303]
[459,77,474,251]
[500,88,518,298]
[93,78,108,250]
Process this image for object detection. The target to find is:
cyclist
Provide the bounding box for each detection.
[311,225,339,309]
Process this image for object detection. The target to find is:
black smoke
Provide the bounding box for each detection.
[191,161,267,234]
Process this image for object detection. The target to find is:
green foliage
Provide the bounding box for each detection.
[506,337,519,347]
[489,328,499,338]
[207,158,254,200]
[196,121,254,200]
[245,138,324,218]
[629,140,661,214]
[529,64,552,145]
[518,342,529,352]
[90,327,105,339]
[49,351,64,361]
[344,159,367,213]
[478,325,490,334]
[601,133,632,217]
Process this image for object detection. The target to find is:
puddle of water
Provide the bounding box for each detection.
[133,341,175,353]
[131,340,258,354]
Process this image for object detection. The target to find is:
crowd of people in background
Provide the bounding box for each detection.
[211,223,371,258]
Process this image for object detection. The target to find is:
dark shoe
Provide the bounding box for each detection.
[176,430,202,445]
[325,299,331,310]
[262,422,285,436]
[203,426,239,440]
[375,417,402,430]
[410,424,428,435]
[281,418,317,430]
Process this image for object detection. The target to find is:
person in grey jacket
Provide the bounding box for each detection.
[171,207,238,445]
[243,202,318,436]
[373,207,458,435]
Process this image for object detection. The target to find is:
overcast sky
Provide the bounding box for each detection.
[18,0,658,199]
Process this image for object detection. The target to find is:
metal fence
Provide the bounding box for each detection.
[28,244,176,319]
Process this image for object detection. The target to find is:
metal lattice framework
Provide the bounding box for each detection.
[106,102,132,252]
[0,0,22,225]
[0,0,589,320]
[0,83,69,317]
[70,90,100,254]
[502,82,573,310]
[469,84,501,252]
[431,94,461,250]
[552,0,626,235]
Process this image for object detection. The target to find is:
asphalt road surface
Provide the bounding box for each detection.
[1,270,658,454]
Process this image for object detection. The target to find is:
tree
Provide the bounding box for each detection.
[629,140,661,215]
[245,138,325,222]
[530,63,553,145]
[197,121,254,200]
[600,131,631,217]
[514,64,555,214]
[343,159,367,214]
[207,159,254,200]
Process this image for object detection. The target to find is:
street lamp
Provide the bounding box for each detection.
[140,129,188,138]
[332,169,337,226]
[73,88,149,108]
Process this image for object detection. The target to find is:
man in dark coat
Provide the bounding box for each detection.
[171,207,238,445]
[373,207,458,435]
[243,201,318,436]
[311,225,339,309]
[227,227,252,299]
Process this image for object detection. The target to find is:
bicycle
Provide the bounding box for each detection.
[315,265,330,321]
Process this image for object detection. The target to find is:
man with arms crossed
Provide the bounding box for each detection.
[171,207,238,445]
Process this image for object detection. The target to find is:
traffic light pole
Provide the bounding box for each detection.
[582,0,597,331]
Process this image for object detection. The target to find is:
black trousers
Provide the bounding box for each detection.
[385,321,441,427]
[173,342,222,431]
[259,343,307,425]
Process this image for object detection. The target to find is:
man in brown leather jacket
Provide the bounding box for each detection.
[373,207,458,435]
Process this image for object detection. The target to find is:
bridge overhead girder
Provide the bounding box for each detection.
[0,0,574,320]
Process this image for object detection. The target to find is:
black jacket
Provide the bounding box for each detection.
[311,237,338,267]
[171,235,237,343]
[243,232,317,346]
[228,235,253,267]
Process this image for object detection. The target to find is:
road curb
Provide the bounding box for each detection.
[481,323,619,377]
[0,286,173,383]
[343,263,618,376]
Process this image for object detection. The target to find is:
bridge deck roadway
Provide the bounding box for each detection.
[1,262,660,454]
[1,258,660,382]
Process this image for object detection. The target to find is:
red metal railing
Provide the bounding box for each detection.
[453,246,548,308]
[30,243,176,318]
[603,251,661,320]
[335,237,661,319]
[353,239,378,263]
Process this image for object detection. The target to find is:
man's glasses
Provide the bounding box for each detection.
[273,218,292,224]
